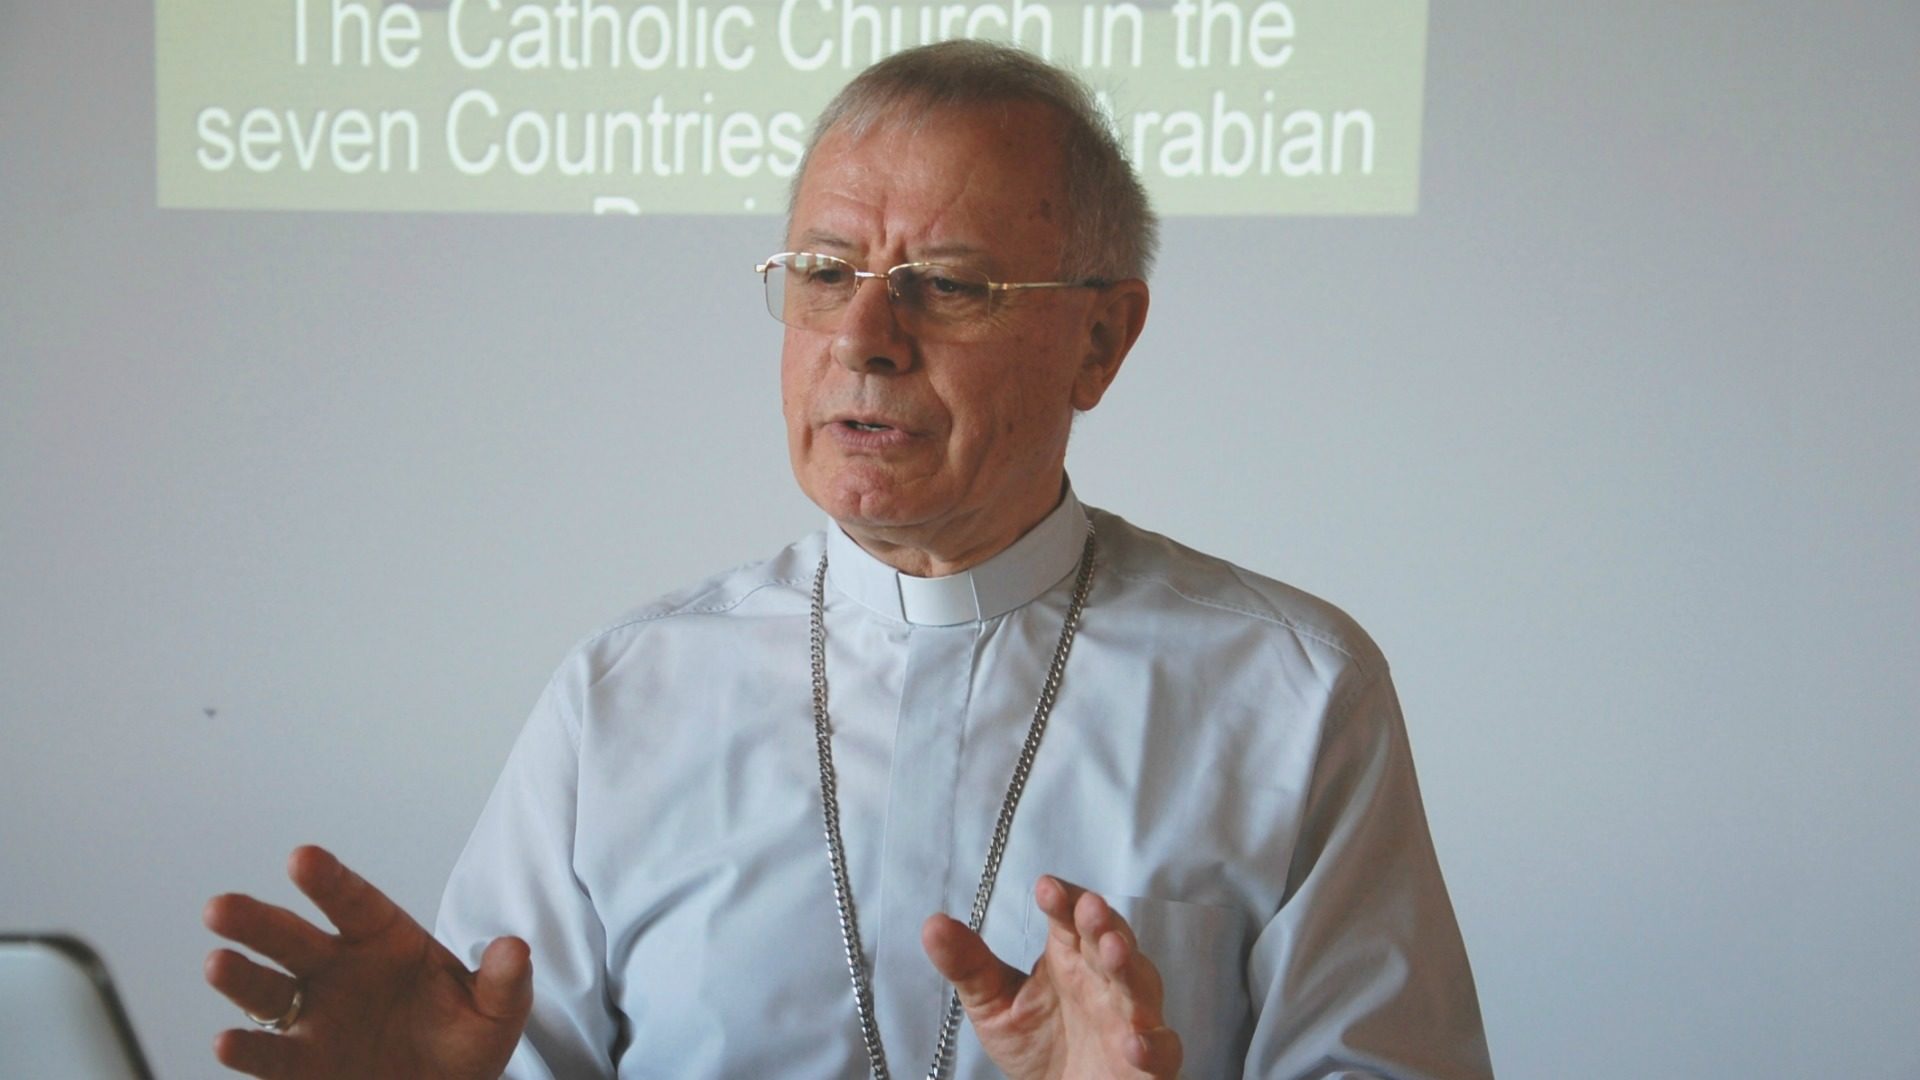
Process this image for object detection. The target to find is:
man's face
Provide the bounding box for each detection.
[780,102,1127,564]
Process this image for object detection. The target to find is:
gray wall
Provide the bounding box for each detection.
[4,3,1917,1077]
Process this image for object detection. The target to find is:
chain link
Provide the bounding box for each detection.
[810,525,1099,1080]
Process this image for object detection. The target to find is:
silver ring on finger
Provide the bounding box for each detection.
[245,983,304,1033]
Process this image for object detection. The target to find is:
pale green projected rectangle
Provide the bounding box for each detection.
[156,0,1426,215]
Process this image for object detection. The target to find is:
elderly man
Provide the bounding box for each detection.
[203,40,1492,1080]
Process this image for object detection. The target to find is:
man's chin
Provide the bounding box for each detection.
[804,473,939,535]
[827,498,930,534]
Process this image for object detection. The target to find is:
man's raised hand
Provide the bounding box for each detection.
[921,875,1183,1080]
[203,845,531,1080]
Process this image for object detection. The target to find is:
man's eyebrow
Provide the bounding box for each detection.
[914,242,990,262]
[795,230,857,252]
[790,233,995,267]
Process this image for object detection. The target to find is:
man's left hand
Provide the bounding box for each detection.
[921,875,1183,1080]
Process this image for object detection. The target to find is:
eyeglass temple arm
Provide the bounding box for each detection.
[754,258,1107,291]
[992,280,1112,292]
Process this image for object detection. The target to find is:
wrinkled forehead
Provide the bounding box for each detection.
[791,98,1071,202]
[786,102,1072,267]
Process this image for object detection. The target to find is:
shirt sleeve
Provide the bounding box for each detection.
[434,664,621,1080]
[1243,668,1495,1079]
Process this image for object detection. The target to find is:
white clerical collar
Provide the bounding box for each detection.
[826,489,1089,627]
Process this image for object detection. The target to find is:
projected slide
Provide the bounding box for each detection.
[156,0,1426,215]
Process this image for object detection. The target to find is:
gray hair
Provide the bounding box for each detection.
[790,40,1159,282]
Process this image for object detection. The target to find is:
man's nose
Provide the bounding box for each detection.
[830,275,915,375]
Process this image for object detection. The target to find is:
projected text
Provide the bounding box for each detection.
[157,0,1428,214]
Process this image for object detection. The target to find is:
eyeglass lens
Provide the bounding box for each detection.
[764,254,994,337]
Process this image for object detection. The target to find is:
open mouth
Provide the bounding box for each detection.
[842,420,893,432]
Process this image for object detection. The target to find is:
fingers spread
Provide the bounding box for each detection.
[212,1028,300,1078]
[1035,876,1167,1025]
[921,913,1026,1014]
[203,893,332,976]
[204,948,301,1023]
[289,845,402,941]
[1038,877,1132,969]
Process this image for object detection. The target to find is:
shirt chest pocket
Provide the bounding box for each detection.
[1022,893,1251,1078]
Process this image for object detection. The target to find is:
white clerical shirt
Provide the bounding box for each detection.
[435,491,1493,1078]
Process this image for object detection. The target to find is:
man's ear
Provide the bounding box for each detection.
[1071,280,1150,412]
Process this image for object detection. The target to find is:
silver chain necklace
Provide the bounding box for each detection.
[808,526,1098,1080]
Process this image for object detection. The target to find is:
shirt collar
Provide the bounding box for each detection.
[825,488,1089,627]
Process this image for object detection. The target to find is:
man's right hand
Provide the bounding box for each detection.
[203,845,531,1079]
